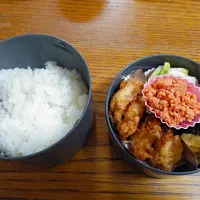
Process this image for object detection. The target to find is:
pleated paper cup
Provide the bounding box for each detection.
[142,75,200,129]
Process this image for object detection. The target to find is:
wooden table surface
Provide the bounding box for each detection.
[1,0,200,199]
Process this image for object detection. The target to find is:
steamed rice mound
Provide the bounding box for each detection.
[0,61,88,157]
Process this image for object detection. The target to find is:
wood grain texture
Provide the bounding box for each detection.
[1,0,200,199]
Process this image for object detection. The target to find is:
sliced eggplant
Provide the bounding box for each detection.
[174,160,196,172]
[181,134,200,158]
[126,69,146,83]
[181,137,198,170]
[131,69,146,83]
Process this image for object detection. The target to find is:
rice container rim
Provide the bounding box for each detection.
[0,34,92,160]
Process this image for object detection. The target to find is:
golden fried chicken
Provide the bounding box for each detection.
[150,131,183,171]
[119,79,128,89]
[117,95,145,140]
[109,78,144,124]
[129,115,163,161]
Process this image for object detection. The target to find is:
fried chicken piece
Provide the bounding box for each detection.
[109,78,144,124]
[117,95,145,140]
[124,96,145,121]
[129,115,163,161]
[150,131,183,171]
[119,79,128,89]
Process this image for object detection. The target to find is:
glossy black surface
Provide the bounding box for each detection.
[0,34,93,170]
[105,54,200,178]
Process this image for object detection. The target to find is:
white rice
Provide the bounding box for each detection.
[0,61,88,157]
